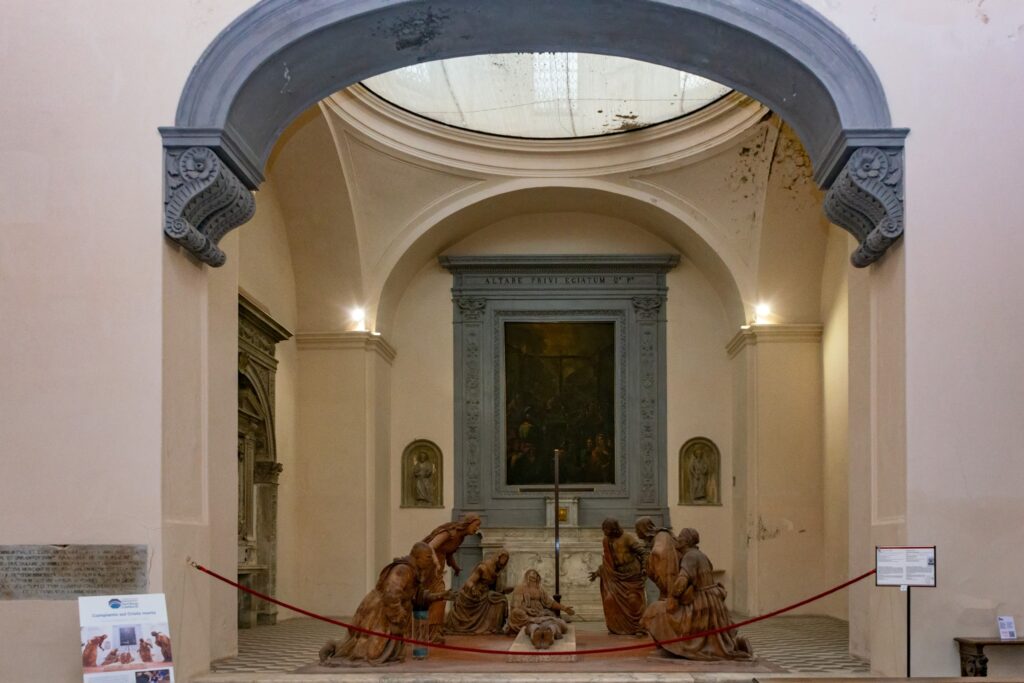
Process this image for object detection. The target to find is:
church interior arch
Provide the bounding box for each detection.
[157,0,909,675]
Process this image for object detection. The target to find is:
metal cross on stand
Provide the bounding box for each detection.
[519,448,593,616]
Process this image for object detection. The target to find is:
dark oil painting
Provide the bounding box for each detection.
[505,322,615,486]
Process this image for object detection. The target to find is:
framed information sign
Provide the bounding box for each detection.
[875,546,936,587]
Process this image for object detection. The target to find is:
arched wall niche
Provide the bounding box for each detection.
[161,0,907,269]
[372,183,748,337]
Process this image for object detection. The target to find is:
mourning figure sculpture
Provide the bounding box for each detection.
[444,549,512,635]
[641,528,753,661]
[589,517,647,635]
[635,516,678,600]
[505,568,574,635]
[422,513,483,643]
[319,541,449,667]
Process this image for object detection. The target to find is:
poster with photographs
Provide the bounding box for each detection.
[79,593,174,682]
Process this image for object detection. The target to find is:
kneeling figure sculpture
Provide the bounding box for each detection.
[641,528,753,661]
[319,541,449,667]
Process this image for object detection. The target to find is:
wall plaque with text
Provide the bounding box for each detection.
[0,545,148,600]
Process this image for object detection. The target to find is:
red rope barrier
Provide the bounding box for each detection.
[190,560,875,657]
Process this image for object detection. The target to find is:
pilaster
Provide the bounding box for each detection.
[728,323,825,615]
[295,331,396,598]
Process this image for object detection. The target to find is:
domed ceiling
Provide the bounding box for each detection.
[361,53,731,139]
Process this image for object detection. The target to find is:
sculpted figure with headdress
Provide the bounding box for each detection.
[444,549,512,635]
[319,541,450,667]
[505,568,574,635]
[422,513,482,643]
[634,516,678,600]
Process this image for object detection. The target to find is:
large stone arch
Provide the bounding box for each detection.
[162,0,906,268]
[372,180,751,337]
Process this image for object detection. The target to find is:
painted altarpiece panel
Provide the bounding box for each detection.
[440,254,678,531]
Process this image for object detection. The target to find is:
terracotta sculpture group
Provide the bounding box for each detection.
[319,512,751,667]
[634,519,753,661]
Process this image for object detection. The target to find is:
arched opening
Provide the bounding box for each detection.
[160,0,909,677]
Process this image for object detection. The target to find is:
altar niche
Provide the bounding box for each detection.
[441,255,678,529]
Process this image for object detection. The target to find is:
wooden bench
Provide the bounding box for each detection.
[955,636,1024,676]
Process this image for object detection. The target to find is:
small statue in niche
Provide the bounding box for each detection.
[679,437,721,506]
[444,549,513,635]
[589,518,647,635]
[505,568,574,636]
[401,440,443,508]
[641,528,753,661]
[318,541,451,667]
[413,452,436,504]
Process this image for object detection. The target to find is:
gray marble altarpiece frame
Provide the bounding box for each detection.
[440,255,678,530]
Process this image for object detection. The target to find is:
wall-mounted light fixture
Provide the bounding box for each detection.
[350,307,367,332]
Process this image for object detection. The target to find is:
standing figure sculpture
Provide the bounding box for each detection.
[422,513,483,643]
[689,446,710,502]
[589,518,647,635]
[641,528,753,661]
[505,568,574,635]
[444,549,513,635]
[319,541,447,667]
[412,452,436,505]
[635,516,678,600]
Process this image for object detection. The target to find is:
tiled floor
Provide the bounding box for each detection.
[211,614,870,676]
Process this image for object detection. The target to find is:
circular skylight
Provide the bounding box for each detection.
[361,53,732,139]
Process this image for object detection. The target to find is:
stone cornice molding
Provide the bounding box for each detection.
[295,331,397,364]
[325,87,769,178]
[726,323,824,359]
[239,292,293,345]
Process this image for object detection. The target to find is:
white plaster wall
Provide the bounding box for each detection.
[237,182,301,616]
[819,228,853,621]
[293,346,372,612]
[802,1,1024,674]
[0,1,253,680]
[388,212,737,581]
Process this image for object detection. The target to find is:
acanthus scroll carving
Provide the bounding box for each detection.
[824,147,904,268]
[164,146,255,267]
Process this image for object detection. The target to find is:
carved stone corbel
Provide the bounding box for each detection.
[824,146,904,267]
[164,146,255,266]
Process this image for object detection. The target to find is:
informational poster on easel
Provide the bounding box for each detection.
[876,546,936,678]
[79,593,174,682]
